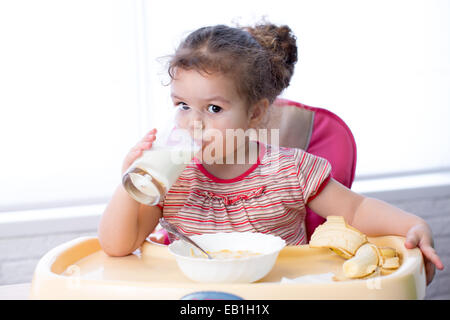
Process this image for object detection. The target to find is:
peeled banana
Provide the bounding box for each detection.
[343,243,379,278]
[309,216,401,280]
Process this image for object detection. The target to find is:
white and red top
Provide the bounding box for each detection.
[157,142,332,245]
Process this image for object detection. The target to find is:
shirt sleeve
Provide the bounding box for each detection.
[294,149,332,204]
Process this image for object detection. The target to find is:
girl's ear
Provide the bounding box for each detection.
[248,98,269,128]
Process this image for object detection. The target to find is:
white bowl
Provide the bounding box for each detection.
[168,232,286,283]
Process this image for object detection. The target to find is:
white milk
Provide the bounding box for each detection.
[123,145,197,205]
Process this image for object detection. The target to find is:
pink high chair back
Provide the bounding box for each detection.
[149,98,357,245]
[272,98,357,242]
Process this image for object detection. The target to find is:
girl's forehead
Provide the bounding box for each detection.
[171,69,238,100]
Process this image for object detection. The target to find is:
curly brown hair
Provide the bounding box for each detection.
[166,21,298,108]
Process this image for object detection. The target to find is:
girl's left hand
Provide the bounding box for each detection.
[404,223,444,285]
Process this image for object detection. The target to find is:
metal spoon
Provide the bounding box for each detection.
[159,218,213,259]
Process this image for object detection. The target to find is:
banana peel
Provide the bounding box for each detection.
[309,216,368,259]
[309,216,401,280]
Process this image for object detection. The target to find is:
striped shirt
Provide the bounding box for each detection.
[159,142,332,245]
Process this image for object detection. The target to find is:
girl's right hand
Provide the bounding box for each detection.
[121,128,157,175]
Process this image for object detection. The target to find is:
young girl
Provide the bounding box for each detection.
[98,22,444,285]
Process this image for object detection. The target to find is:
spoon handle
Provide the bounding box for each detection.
[159,218,212,259]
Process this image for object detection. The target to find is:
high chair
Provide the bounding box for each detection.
[150,98,357,244]
[31,101,428,300]
[269,98,357,242]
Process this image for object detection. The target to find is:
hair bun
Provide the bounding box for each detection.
[244,23,298,90]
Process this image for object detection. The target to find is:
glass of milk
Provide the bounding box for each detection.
[122,109,201,205]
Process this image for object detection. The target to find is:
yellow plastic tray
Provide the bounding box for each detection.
[30,236,426,300]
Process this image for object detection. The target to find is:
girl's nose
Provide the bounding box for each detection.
[187,112,204,139]
[175,108,204,129]
[190,119,204,138]
[188,111,205,130]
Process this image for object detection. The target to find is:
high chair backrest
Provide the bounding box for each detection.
[268,98,357,242]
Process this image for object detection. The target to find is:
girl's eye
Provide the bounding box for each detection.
[207,104,222,113]
[176,102,190,111]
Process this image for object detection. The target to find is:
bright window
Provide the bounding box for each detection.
[0,0,448,212]
[0,0,142,211]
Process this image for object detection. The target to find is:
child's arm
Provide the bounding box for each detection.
[307,178,444,284]
[98,184,162,257]
[98,128,162,257]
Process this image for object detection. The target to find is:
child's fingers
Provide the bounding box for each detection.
[122,129,157,174]
[125,141,152,166]
[142,134,156,143]
[131,129,157,150]
[404,228,444,271]
[424,259,435,285]
[132,140,153,153]
[140,129,157,144]
[144,128,157,138]
[420,244,445,270]
[404,231,420,249]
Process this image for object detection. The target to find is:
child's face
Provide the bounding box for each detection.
[170,68,255,162]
